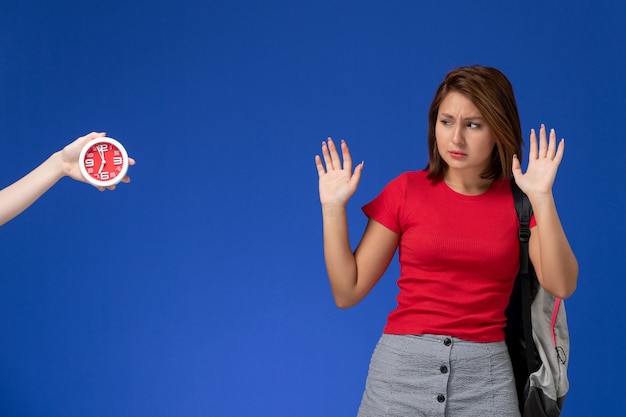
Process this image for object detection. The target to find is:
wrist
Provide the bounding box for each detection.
[47,151,67,180]
[527,192,555,212]
[321,203,348,217]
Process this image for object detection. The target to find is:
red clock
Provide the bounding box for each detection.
[79,137,129,187]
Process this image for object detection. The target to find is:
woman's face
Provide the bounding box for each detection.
[435,91,496,179]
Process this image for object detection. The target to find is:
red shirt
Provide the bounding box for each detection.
[362,170,533,342]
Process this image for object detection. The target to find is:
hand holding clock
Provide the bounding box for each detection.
[0,131,136,226]
[63,131,135,191]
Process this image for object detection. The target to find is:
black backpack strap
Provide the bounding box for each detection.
[511,179,539,375]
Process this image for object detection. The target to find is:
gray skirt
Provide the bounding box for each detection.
[357,334,520,417]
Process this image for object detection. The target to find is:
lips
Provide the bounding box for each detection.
[449,150,467,158]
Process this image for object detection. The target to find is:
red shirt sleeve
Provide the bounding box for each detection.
[361,174,408,234]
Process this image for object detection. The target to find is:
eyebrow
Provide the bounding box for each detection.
[439,112,484,121]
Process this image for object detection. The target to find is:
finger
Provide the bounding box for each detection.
[72,132,100,149]
[327,138,342,170]
[529,129,538,160]
[538,124,548,158]
[81,132,106,142]
[553,138,565,165]
[128,158,136,166]
[315,155,326,177]
[341,140,353,173]
[547,128,557,159]
[321,141,333,170]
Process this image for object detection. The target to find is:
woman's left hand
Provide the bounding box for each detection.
[513,125,578,299]
[512,124,564,198]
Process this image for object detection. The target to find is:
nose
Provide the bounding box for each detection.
[451,125,464,145]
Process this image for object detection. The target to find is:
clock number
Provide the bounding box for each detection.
[80,138,128,186]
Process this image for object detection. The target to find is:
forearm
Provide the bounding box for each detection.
[530,193,578,298]
[321,205,360,308]
[0,152,65,226]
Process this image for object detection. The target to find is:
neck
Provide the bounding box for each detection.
[443,170,494,196]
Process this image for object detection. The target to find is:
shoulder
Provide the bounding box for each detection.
[368,170,438,207]
[389,169,431,188]
[363,170,428,214]
[399,169,444,197]
[373,170,431,201]
[387,170,439,208]
[398,169,429,180]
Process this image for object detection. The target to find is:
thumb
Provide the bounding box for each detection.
[349,161,364,189]
[511,154,522,181]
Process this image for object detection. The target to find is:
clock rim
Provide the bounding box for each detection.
[78,137,129,187]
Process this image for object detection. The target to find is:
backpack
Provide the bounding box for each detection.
[505,180,570,417]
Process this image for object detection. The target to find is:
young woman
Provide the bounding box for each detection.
[0,131,135,226]
[315,66,578,416]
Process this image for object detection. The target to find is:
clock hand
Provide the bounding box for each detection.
[97,145,106,174]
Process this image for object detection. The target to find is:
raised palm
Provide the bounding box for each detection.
[315,138,363,207]
[512,125,564,198]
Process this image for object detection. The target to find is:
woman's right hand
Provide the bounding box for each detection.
[315,138,363,207]
[60,132,136,191]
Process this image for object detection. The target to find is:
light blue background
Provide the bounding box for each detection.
[1,1,624,416]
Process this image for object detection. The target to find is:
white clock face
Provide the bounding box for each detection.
[79,137,129,187]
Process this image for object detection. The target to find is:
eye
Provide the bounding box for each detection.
[467,122,480,129]
[440,119,452,126]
